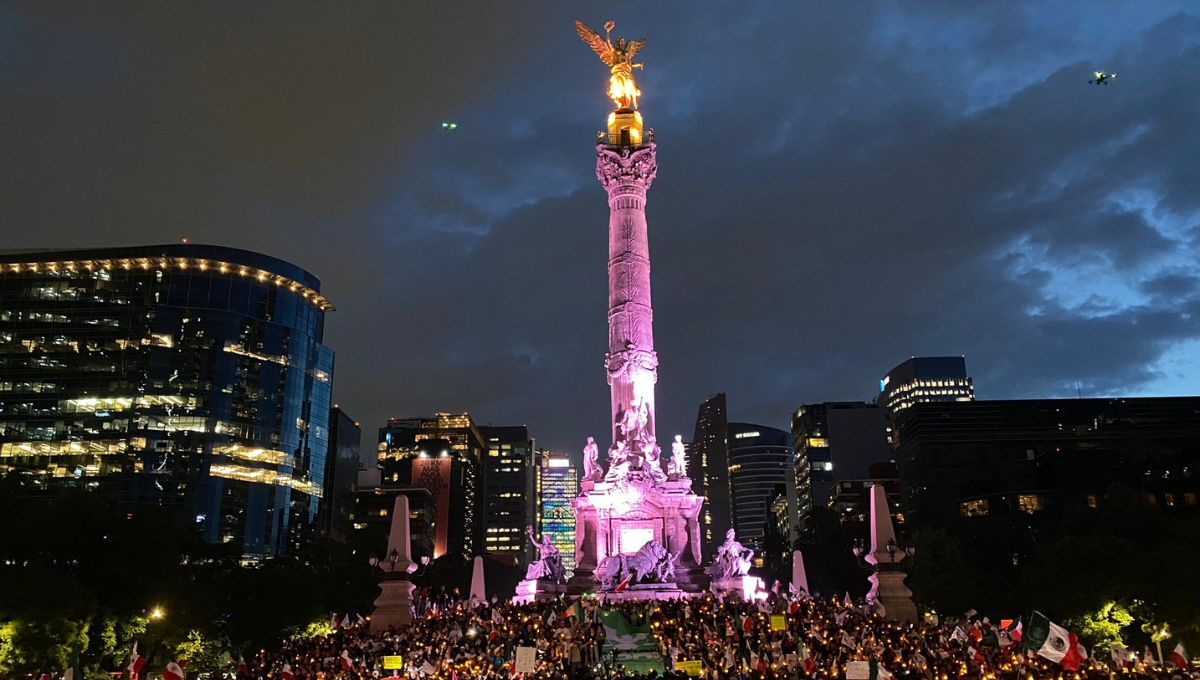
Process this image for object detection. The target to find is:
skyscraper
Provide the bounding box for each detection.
[691,393,731,556]
[479,425,533,564]
[535,449,578,574]
[0,244,335,557]
[726,422,793,551]
[877,356,974,414]
[321,405,362,543]
[377,413,484,560]
[792,402,891,519]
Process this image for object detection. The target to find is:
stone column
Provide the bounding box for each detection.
[597,142,659,443]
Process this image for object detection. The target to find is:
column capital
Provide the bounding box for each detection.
[596,142,657,194]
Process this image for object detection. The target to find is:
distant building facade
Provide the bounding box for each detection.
[351,485,436,565]
[377,413,484,560]
[727,422,793,550]
[535,449,578,574]
[877,356,974,414]
[827,462,903,528]
[894,397,1200,528]
[792,402,892,520]
[320,405,361,543]
[691,393,731,556]
[479,425,533,564]
[0,244,335,558]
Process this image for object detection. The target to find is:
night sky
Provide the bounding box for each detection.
[3,3,1199,455]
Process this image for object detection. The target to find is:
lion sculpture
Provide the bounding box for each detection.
[594,539,677,591]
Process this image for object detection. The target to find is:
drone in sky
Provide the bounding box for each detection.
[442,121,458,131]
[1088,71,1115,86]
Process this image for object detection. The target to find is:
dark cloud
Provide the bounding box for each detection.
[1,1,1198,453]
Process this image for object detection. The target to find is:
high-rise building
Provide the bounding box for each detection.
[726,422,793,550]
[320,405,361,543]
[691,393,731,556]
[0,244,335,558]
[479,425,533,565]
[351,485,436,565]
[792,402,891,519]
[894,397,1200,519]
[827,462,903,528]
[534,449,578,574]
[877,356,974,414]
[377,413,484,560]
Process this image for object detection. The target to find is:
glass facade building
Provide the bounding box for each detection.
[877,356,974,414]
[0,244,335,558]
[535,449,578,575]
[726,422,793,550]
[691,393,731,557]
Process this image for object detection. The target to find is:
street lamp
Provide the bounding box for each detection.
[149,606,165,620]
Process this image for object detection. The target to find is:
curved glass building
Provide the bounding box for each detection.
[0,244,334,558]
[727,422,793,550]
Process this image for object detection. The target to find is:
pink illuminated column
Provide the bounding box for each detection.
[596,141,659,443]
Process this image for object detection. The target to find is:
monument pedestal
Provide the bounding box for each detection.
[565,476,708,597]
[513,578,569,604]
[868,571,918,623]
[370,578,416,633]
[710,575,766,602]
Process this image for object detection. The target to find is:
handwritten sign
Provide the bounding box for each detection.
[515,646,538,674]
[382,656,403,670]
[674,660,704,677]
[770,615,786,631]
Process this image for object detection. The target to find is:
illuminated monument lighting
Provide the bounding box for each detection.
[517,20,754,602]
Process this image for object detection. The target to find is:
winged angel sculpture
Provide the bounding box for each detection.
[575,19,647,110]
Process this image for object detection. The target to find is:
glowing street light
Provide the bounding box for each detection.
[149,606,165,620]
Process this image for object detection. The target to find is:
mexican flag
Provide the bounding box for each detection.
[563,600,584,620]
[1168,643,1189,669]
[127,643,146,680]
[798,643,816,674]
[869,657,893,680]
[164,661,185,680]
[1025,612,1086,670]
[280,664,295,680]
[339,650,354,671]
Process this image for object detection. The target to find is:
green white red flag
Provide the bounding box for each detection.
[1168,643,1189,669]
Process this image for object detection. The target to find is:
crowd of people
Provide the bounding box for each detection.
[244,586,1195,680]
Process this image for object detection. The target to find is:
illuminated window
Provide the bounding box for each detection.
[1017,495,1044,513]
[1086,495,1098,509]
[1164,493,1177,508]
[960,499,988,517]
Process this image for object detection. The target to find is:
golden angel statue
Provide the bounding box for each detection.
[575,19,647,110]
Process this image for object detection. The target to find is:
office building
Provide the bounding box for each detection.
[479,425,533,564]
[827,462,903,527]
[691,393,731,556]
[0,244,334,558]
[377,413,484,560]
[320,405,361,543]
[727,422,793,550]
[351,485,436,564]
[792,402,891,519]
[894,397,1200,525]
[534,449,578,574]
[877,356,974,414]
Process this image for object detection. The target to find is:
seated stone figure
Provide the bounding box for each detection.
[525,526,566,584]
[706,529,754,580]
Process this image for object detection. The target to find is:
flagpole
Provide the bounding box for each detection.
[1156,640,1164,670]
